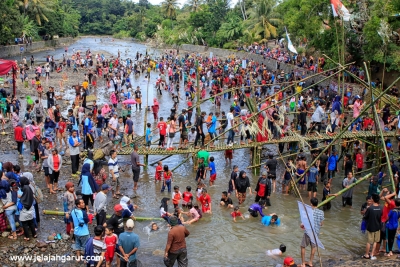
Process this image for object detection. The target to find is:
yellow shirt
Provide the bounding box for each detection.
[82,81,89,89]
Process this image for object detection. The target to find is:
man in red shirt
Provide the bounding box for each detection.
[199,188,212,214]
[376,188,396,254]
[157,117,167,148]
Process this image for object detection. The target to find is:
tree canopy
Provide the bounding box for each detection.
[1,0,400,71]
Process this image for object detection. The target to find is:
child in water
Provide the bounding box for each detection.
[266,244,286,256]
[150,222,159,232]
[261,213,281,226]
[231,206,245,222]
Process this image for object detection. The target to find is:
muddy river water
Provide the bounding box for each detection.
[3,38,382,266]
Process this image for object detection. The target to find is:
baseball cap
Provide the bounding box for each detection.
[114,204,123,212]
[355,95,361,99]
[262,171,267,176]
[283,256,296,266]
[126,219,134,229]
[102,184,111,190]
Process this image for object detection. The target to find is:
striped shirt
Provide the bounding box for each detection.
[312,208,324,235]
[108,158,119,178]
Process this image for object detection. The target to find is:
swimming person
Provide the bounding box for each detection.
[261,213,281,226]
[248,200,266,217]
[266,244,286,256]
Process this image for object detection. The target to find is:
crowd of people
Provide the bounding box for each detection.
[0,41,398,267]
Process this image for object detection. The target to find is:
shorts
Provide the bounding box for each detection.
[268,173,277,180]
[300,233,316,248]
[96,128,102,137]
[307,182,317,192]
[282,179,291,186]
[210,173,216,182]
[342,197,352,207]
[74,234,90,252]
[181,131,188,140]
[105,247,115,262]
[110,176,120,188]
[118,132,124,141]
[367,230,380,243]
[146,141,151,147]
[43,167,50,176]
[136,98,142,104]
[132,167,140,182]
[225,150,233,159]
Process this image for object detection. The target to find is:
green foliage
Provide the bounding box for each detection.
[113,30,131,39]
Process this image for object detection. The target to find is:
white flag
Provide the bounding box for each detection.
[285,27,298,54]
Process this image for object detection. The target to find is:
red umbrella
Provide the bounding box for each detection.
[122,99,137,105]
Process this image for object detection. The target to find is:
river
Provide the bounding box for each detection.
[3,37,383,266]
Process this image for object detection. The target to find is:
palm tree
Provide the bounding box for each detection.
[217,15,243,42]
[17,15,38,38]
[161,0,179,20]
[246,0,280,42]
[186,0,203,12]
[18,0,55,25]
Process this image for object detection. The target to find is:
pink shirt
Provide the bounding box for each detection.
[353,101,361,118]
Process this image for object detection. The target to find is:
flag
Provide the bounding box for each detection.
[330,0,351,21]
[285,27,298,54]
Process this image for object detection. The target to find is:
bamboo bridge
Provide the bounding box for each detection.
[117,130,397,156]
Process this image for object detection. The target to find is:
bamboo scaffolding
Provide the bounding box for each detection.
[291,75,400,187]
[365,61,396,192]
[317,173,371,208]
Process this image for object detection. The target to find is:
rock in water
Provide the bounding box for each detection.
[1,231,10,237]
[152,249,164,256]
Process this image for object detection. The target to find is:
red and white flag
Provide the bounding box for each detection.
[330,0,350,21]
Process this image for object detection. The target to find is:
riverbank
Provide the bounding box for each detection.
[0,37,399,267]
[0,37,75,58]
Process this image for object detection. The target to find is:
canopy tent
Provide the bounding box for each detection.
[0,59,17,96]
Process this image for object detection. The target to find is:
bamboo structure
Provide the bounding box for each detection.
[317,173,371,208]
[42,210,163,221]
[364,61,396,192]
[292,75,400,187]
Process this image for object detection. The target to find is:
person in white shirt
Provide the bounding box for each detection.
[226,106,235,146]
[108,113,118,140]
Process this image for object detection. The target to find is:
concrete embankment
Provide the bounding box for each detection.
[0,37,75,58]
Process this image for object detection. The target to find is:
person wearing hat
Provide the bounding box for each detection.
[103,204,123,234]
[164,216,190,267]
[94,184,111,226]
[118,219,140,267]
[63,182,76,235]
[255,171,272,206]
[283,256,297,267]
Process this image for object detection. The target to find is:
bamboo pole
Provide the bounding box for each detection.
[365,61,395,192]
[133,63,353,145]
[42,210,163,221]
[317,173,372,208]
[323,54,400,110]
[292,75,400,186]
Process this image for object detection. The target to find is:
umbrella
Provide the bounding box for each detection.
[122,99,137,105]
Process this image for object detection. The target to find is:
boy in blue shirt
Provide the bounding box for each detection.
[307,164,319,199]
[208,157,216,186]
[261,213,281,226]
[145,123,152,149]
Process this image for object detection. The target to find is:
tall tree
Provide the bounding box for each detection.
[246,0,280,42]
[18,0,55,25]
[161,0,179,20]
